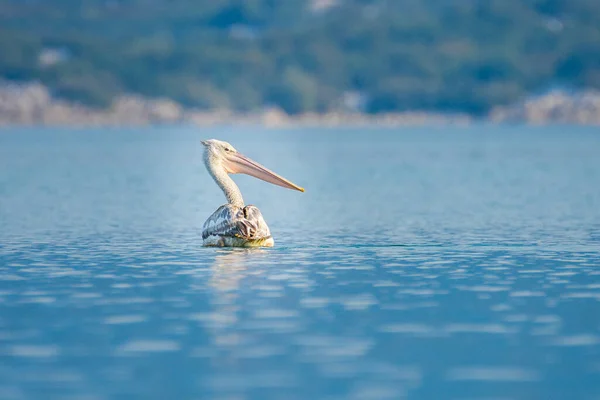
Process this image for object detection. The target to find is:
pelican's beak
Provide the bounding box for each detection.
[223,152,305,192]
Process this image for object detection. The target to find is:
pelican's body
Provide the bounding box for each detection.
[201,139,304,247]
[202,204,274,247]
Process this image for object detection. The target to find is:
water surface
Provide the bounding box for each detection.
[1,126,599,399]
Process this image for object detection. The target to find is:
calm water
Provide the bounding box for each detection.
[1,126,600,400]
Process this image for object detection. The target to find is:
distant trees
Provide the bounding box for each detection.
[1,0,599,115]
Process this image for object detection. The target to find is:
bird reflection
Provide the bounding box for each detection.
[209,248,268,293]
[206,249,269,354]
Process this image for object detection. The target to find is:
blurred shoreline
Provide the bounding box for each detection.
[1,82,600,128]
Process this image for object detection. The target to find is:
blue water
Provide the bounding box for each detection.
[1,126,600,399]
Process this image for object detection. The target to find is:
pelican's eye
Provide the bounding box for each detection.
[224,147,232,152]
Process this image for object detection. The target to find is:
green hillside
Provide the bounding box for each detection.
[1,0,599,115]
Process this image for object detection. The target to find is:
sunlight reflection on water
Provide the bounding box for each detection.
[0,126,599,399]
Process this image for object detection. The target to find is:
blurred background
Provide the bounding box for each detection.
[1,0,600,126]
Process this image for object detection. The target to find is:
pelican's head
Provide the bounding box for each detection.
[201,139,304,192]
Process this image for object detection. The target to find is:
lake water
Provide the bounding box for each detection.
[1,125,599,399]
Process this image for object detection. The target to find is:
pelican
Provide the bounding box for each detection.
[201,139,304,247]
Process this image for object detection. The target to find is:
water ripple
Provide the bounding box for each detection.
[1,127,600,399]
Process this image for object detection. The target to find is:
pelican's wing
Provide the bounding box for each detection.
[202,204,271,240]
[239,205,271,239]
[202,205,240,239]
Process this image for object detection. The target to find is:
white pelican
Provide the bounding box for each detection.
[201,139,304,247]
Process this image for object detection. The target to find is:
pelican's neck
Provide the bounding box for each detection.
[206,158,244,208]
